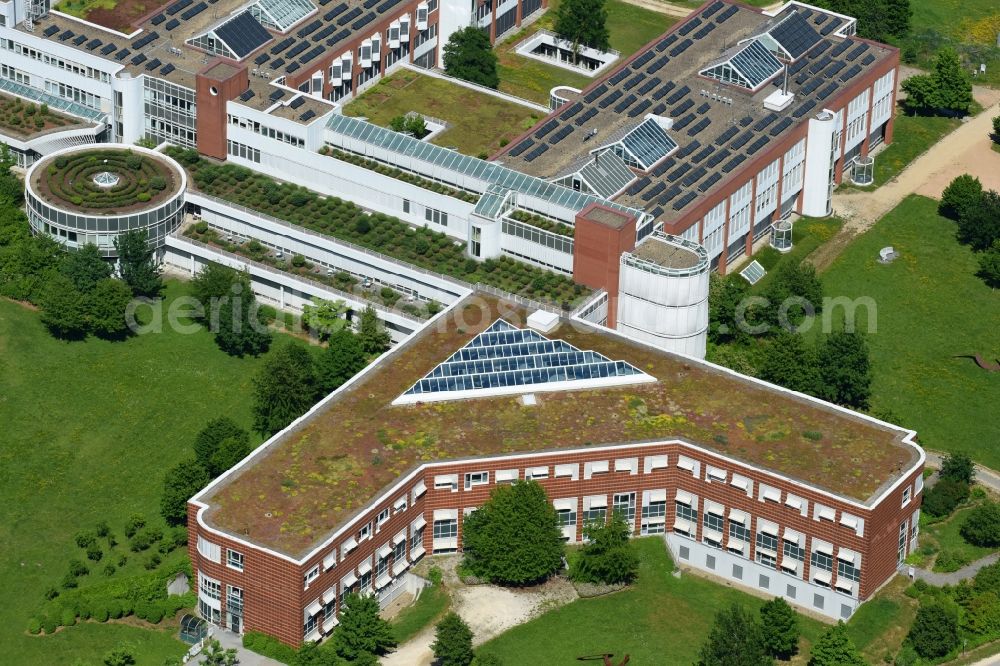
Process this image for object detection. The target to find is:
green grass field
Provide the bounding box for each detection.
[479,539,828,664]
[860,110,965,189]
[905,0,1000,88]
[922,503,997,572]
[0,280,299,665]
[494,0,677,104]
[343,70,542,157]
[809,195,1000,466]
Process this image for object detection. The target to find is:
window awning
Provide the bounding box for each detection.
[703,528,723,543]
[756,547,777,559]
[785,495,803,510]
[433,508,457,521]
[322,587,337,604]
[393,496,407,510]
[840,514,859,530]
[357,560,373,576]
[412,481,426,497]
[412,515,427,531]
[705,500,725,516]
[645,489,667,504]
[392,559,410,576]
[615,458,637,473]
[496,469,518,482]
[837,548,860,565]
[727,539,746,553]
[375,574,392,590]
[781,559,800,574]
[377,544,392,560]
[758,520,779,537]
[586,495,608,509]
[393,531,407,545]
[553,498,576,511]
[342,536,358,553]
[340,572,358,590]
[673,517,692,534]
[818,506,836,521]
[305,599,322,619]
[762,486,782,502]
[410,544,426,561]
[707,466,727,481]
[323,552,337,570]
[675,490,693,506]
[835,579,858,596]
[729,508,747,524]
[588,460,609,474]
[814,540,833,557]
[813,569,832,585]
[783,528,804,547]
[644,515,665,525]
[730,475,750,491]
[677,456,696,472]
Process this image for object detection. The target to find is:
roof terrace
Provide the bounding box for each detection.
[199,293,915,558]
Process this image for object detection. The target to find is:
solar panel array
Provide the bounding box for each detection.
[215,11,274,59]
[401,320,647,398]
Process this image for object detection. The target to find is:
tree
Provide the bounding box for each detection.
[708,274,752,345]
[763,261,823,330]
[443,27,500,89]
[956,189,1000,252]
[114,230,162,297]
[962,590,1000,635]
[462,480,565,585]
[900,73,939,115]
[960,501,1000,547]
[251,343,318,435]
[432,612,475,666]
[61,243,112,291]
[209,436,252,477]
[295,641,347,665]
[199,639,238,665]
[907,601,959,658]
[696,604,773,666]
[194,418,251,471]
[86,278,134,339]
[103,644,136,666]
[938,174,983,221]
[978,240,1000,288]
[933,47,973,115]
[554,0,610,53]
[160,459,210,525]
[1,233,64,304]
[39,273,88,339]
[921,477,970,517]
[302,297,350,341]
[808,621,865,666]
[570,512,639,585]
[759,331,820,396]
[940,451,976,484]
[817,331,872,409]
[760,597,799,660]
[331,593,396,661]
[358,305,390,355]
[993,114,1000,139]
[191,262,242,313]
[316,328,367,394]
[215,281,271,357]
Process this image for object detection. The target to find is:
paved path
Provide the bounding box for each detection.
[908,553,1000,587]
[208,628,285,666]
[925,451,1000,495]
[809,84,1000,272]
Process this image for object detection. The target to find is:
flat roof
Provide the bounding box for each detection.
[581,204,633,229]
[495,0,893,229]
[199,293,915,558]
[631,235,701,269]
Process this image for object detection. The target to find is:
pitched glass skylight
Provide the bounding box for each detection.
[616,118,678,170]
[250,0,314,32]
[393,320,654,404]
[700,39,783,90]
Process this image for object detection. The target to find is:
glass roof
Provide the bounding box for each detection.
[578,150,635,199]
[325,114,648,223]
[398,320,650,401]
[619,119,678,171]
[250,0,314,32]
[729,40,784,88]
[0,78,106,122]
[212,11,273,59]
[473,185,514,220]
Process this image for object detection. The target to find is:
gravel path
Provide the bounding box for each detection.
[809,82,1000,272]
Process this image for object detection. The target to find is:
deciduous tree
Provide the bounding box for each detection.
[114,230,162,297]
[443,27,500,89]
[432,612,475,666]
[86,278,133,339]
[960,501,1000,547]
[816,331,872,409]
[570,512,639,585]
[214,281,271,357]
[939,174,983,221]
[194,417,251,470]
[61,243,112,291]
[760,597,799,660]
[251,343,318,435]
[302,297,350,341]
[907,601,959,659]
[978,240,1000,288]
[191,262,242,314]
[759,331,820,396]
[696,604,773,666]
[554,0,610,52]
[39,273,88,339]
[956,189,1000,252]
[331,593,396,661]
[462,480,565,585]
[808,621,864,666]
[160,458,210,525]
[940,451,976,484]
[316,328,367,394]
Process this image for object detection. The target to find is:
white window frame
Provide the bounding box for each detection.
[226,548,244,571]
[464,471,489,489]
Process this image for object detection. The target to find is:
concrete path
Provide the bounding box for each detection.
[209,628,286,666]
[809,85,1000,272]
[908,553,1000,587]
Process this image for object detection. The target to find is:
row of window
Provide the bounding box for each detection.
[43,80,101,111]
[0,38,112,83]
[227,115,305,148]
[0,63,29,86]
[227,140,262,163]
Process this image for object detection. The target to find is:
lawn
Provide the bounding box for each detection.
[342,70,542,157]
[390,567,450,644]
[742,216,843,294]
[862,109,965,188]
[479,538,828,664]
[905,0,1000,87]
[842,578,917,663]
[920,503,997,572]
[494,0,677,104]
[808,195,1000,466]
[0,280,300,665]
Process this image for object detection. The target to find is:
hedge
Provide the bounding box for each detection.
[243,630,299,663]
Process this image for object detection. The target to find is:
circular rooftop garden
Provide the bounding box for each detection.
[34,148,181,214]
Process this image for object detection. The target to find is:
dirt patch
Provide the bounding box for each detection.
[83,0,174,33]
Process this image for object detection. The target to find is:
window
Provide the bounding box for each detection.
[464,471,489,489]
[644,455,668,473]
[756,531,779,569]
[496,469,518,484]
[434,474,458,491]
[584,460,609,479]
[525,466,548,480]
[199,573,221,600]
[432,519,457,539]
[554,464,578,480]
[302,611,319,638]
[323,595,336,622]
[304,565,319,589]
[583,495,607,525]
[730,474,752,496]
[197,537,221,563]
[393,496,408,514]
[227,140,261,163]
[614,458,638,475]
[783,536,805,567]
[814,504,836,522]
[613,492,636,525]
[703,512,724,548]
[376,508,390,530]
[226,549,244,571]
[677,455,699,476]
[674,496,698,537]
[811,550,833,587]
[412,480,427,501]
[902,485,912,506]
[837,558,861,583]
[706,466,726,482]
[402,199,411,214]
[425,207,448,226]
[728,521,750,556]
[759,484,781,503]
[641,490,667,535]
[227,585,243,615]
[359,522,372,541]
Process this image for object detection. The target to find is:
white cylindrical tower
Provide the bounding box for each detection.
[800,110,837,218]
[615,232,710,359]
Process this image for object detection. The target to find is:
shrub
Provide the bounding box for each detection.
[243,631,299,663]
[355,217,371,234]
[107,599,124,619]
[95,521,111,537]
[935,549,970,572]
[940,452,976,485]
[149,176,166,191]
[35,117,44,130]
[922,478,970,517]
[94,606,110,623]
[27,617,41,634]
[570,514,638,585]
[117,554,127,567]
[960,501,1000,547]
[194,221,209,234]
[45,586,59,600]
[124,514,145,538]
[103,563,116,576]
[907,601,959,658]
[60,608,77,627]
[61,572,79,589]
[42,617,58,634]
[86,542,103,562]
[126,154,142,170]
[55,156,69,168]
[136,192,151,203]
[292,253,306,267]
[289,191,311,207]
[69,559,89,577]
[144,553,162,570]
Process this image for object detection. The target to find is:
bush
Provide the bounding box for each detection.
[960,501,1000,547]
[194,220,209,234]
[136,192,151,203]
[124,514,145,538]
[103,563,116,576]
[570,514,639,585]
[144,553,162,570]
[355,217,371,234]
[93,606,110,623]
[922,478,969,517]
[149,176,166,191]
[55,156,68,168]
[935,549,970,572]
[86,542,104,562]
[69,559,89,577]
[243,631,300,664]
[27,618,41,634]
[60,608,77,627]
[42,617,58,634]
[45,586,59,600]
[292,253,306,268]
[95,521,111,538]
[61,572,79,589]
[940,452,976,485]
[126,154,143,171]
[907,601,959,658]
[107,599,124,619]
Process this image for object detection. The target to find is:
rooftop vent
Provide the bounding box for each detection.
[763,89,795,112]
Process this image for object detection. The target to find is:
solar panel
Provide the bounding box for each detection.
[715,5,738,23]
[131,53,147,65]
[694,22,716,39]
[722,154,746,172]
[549,125,574,144]
[651,157,675,177]
[669,38,693,57]
[289,95,306,109]
[642,182,666,201]
[324,3,347,19]
[115,48,130,61]
[839,64,862,82]
[627,177,651,196]
[694,102,710,115]
[729,130,753,150]
[770,117,793,136]
[660,184,682,202]
[687,117,711,136]
[286,62,300,73]
[535,119,559,139]
[614,94,638,113]
[560,102,583,120]
[636,78,659,96]
[101,43,117,55]
[667,163,691,182]
[706,148,730,168]
[145,58,162,71]
[646,56,669,75]
[692,144,715,163]
[817,82,838,100]
[740,260,767,285]
[820,18,842,36]
[809,54,832,74]
[678,17,702,36]
[628,99,653,118]
[671,98,694,116]
[673,113,696,131]
[753,113,779,132]
[575,107,598,126]
[824,61,846,78]
[673,191,697,210]
[338,6,362,25]
[403,319,649,400]
[807,40,830,58]
[746,135,770,154]
[300,45,324,63]
[608,68,630,86]
[85,38,102,50]
[269,89,286,101]
[813,13,828,25]
[43,25,60,37]
[271,58,285,68]
[352,12,375,30]
[665,85,689,105]
[215,11,273,58]
[508,138,534,157]
[655,34,677,52]
[698,172,722,192]
[160,63,175,75]
[181,1,207,20]
[583,84,607,103]
[58,30,74,41]
[523,144,549,163]
[830,39,851,58]
[271,37,293,54]
[166,0,192,15]
[846,44,868,61]
[314,25,335,41]
[623,73,646,91]
[239,89,256,101]
[300,110,316,122]
[715,126,739,145]
[682,165,707,187]
[861,54,875,66]
[620,118,678,169]
[768,10,822,59]
[702,0,723,17]
[598,90,623,109]
[297,19,322,37]
[73,34,87,45]
[801,79,822,95]
[255,52,271,65]
[632,51,655,69]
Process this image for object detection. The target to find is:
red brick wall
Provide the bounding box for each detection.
[190,438,921,646]
[195,61,249,161]
[572,204,637,328]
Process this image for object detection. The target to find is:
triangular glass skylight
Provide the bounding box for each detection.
[393,320,655,404]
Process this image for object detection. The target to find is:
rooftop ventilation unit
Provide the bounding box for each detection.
[763,89,795,111]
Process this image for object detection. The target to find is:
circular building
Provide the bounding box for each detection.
[25,144,186,258]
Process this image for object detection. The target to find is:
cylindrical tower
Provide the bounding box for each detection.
[801,110,838,218]
[615,232,710,359]
[25,144,186,258]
